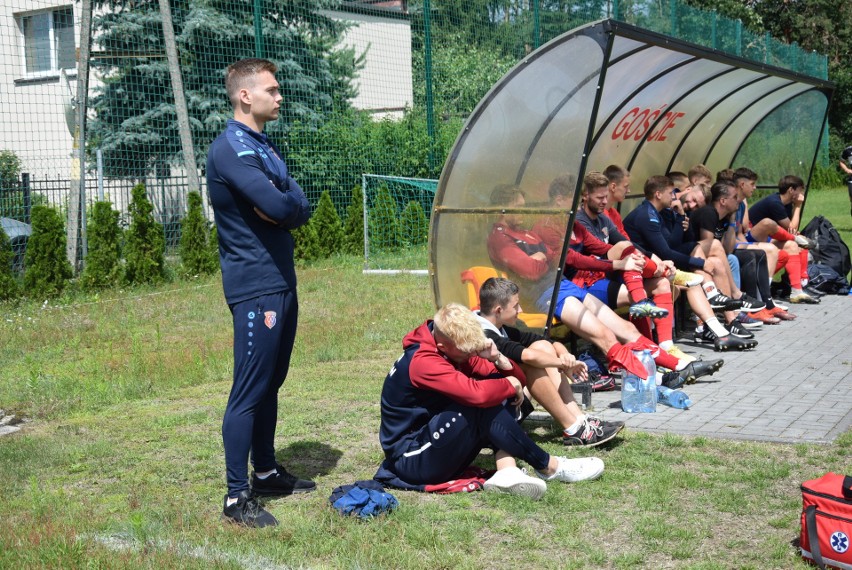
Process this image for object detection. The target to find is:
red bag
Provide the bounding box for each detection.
[800,472,852,569]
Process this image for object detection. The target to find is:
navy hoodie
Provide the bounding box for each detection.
[379,320,523,461]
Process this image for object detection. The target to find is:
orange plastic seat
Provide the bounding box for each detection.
[460,266,550,328]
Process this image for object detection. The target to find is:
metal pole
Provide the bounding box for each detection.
[362,173,369,270]
[159,0,200,194]
[423,0,436,173]
[253,0,264,58]
[70,0,93,272]
[21,173,31,224]
[96,149,104,201]
[533,0,540,49]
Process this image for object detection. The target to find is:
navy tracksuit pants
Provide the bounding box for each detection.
[390,402,551,485]
[222,289,298,497]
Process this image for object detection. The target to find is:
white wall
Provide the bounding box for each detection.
[324,9,413,119]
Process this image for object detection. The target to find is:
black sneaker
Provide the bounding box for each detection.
[707,292,744,311]
[676,358,724,384]
[803,285,826,298]
[661,370,686,389]
[564,417,623,447]
[222,490,278,528]
[725,320,755,339]
[587,415,625,431]
[251,464,317,497]
[694,327,758,351]
[737,293,765,313]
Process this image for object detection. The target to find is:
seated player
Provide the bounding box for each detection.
[377,303,605,500]
[744,171,820,304]
[475,276,626,446]
[487,183,721,384]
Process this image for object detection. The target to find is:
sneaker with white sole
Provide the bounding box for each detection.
[536,456,605,483]
[483,467,547,500]
[693,326,758,351]
[563,418,623,447]
[628,298,669,319]
[737,293,766,313]
[673,270,703,287]
[666,344,698,363]
[725,320,755,339]
[794,234,816,249]
[734,312,763,329]
[707,292,744,311]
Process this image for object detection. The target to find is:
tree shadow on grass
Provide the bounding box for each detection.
[276,441,343,479]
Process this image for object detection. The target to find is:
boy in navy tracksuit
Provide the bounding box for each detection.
[378,303,605,500]
[207,58,313,527]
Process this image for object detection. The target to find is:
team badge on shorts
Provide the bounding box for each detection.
[264,311,277,329]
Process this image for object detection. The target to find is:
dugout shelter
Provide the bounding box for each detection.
[429,18,834,332]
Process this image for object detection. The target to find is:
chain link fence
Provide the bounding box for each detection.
[0,0,829,270]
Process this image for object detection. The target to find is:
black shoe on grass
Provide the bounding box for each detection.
[252,464,317,497]
[223,490,278,528]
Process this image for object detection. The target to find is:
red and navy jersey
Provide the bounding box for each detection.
[207,119,311,304]
[379,321,522,461]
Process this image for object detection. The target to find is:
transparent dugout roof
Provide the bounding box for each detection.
[430,19,833,332]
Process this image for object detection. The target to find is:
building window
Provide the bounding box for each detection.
[18,7,75,76]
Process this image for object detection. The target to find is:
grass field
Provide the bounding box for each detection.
[0,187,849,569]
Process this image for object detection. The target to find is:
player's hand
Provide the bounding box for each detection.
[569,361,589,382]
[477,339,500,363]
[254,207,277,224]
[506,376,524,406]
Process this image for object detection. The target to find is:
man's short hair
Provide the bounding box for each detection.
[582,171,609,195]
[603,164,628,184]
[548,173,576,201]
[490,184,524,206]
[666,171,689,190]
[643,175,673,200]
[710,180,735,204]
[479,277,519,315]
[716,168,735,182]
[433,303,488,354]
[733,167,758,183]
[225,58,277,108]
[688,164,712,183]
[778,174,804,194]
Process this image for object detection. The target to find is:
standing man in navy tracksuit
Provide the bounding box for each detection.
[207,58,314,528]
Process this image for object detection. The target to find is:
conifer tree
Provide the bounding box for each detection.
[179,191,218,276]
[0,225,20,300]
[342,185,365,256]
[81,201,123,290]
[292,222,321,262]
[310,190,344,258]
[23,206,73,298]
[124,183,166,285]
[208,224,220,270]
[369,185,401,251]
[401,201,429,247]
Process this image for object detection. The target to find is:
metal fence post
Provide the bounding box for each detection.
[21,173,30,224]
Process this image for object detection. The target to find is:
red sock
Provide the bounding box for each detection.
[605,344,647,377]
[652,292,674,344]
[623,270,646,303]
[772,229,795,242]
[785,253,803,288]
[641,257,659,277]
[633,316,653,339]
[629,336,679,370]
[775,249,789,273]
[799,250,809,282]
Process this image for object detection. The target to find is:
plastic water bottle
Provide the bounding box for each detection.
[656,385,693,409]
[621,349,657,413]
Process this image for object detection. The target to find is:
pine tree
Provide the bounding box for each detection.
[369,185,401,251]
[401,201,429,247]
[81,201,123,290]
[88,0,359,179]
[179,191,217,276]
[310,190,344,258]
[23,206,73,299]
[342,185,364,256]
[292,222,321,262]
[0,225,20,300]
[125,183,166,285]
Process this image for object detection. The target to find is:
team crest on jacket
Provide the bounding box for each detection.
[264,311,277,329]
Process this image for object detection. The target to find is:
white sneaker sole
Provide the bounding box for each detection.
[484,478,546,500]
